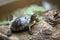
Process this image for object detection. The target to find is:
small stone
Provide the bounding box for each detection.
[42,29,52,35]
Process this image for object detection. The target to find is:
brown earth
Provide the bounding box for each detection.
[0,20,60,40]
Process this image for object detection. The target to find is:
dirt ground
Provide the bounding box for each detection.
[0,20,60,40]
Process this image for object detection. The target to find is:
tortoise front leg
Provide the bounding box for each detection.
[27,25,33,35]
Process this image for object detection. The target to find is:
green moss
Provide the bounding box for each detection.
[25,6,46,20]
[0,21,8,25]
[25,6,46,15]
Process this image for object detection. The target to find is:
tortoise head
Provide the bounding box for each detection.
[30,14,39,23]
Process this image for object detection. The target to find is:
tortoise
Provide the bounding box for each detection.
[5,14,39,36]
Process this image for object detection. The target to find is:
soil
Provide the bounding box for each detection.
[0,20,60,40]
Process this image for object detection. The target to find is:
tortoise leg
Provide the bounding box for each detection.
[27,25,33,35]
[5,30,12,36]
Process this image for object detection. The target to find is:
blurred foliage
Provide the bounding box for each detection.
[0,5,46,25]
[25,5,46,20]
[0,15,13,25]
[25,5,46,15]
[6,15,13,21]
[0,21,9,25]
